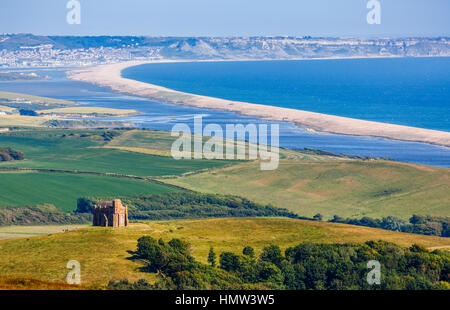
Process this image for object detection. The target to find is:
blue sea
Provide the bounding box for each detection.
[122,58,450,132]
[0,60,449,167]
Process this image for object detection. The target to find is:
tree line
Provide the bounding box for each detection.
[328,214,450,237]
[77,193,449,238]
[76,192,303,220]
[0,204,91,226]
[107,237,450,290]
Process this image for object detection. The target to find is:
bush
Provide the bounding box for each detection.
[0,147,25,161]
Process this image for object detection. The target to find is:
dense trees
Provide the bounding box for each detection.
[76,197,96,214]
[329,215,450,237]
[132,236,245,290]
[0,204,91,226]
[109,237,450,290]
[77,193,302,220]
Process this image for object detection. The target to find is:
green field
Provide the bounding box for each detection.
[2,128,448,220]
[165,160,450,220]
[0,115,56,127]
[0,171,180,211]
[39,106,139,116]
[0,91,141,128]
[0,218,448,285]
[0,91,75,106]
[0,224,87,240]
[104,129,344,161]
[0,131,233,177]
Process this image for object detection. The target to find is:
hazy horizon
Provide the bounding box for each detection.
[3,33,450,39]
[0,0,449,37]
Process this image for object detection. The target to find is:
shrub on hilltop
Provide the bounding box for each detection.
[0,147,24,161]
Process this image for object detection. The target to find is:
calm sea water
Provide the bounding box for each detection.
[0,67,449,167]
[122,58,450,132]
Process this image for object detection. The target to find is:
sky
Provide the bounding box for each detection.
[0,0,449,37]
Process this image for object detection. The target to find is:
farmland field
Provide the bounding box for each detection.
[0,115,55,127]
[0,130,233,177]
[0,91,75,106]
[39,106,139,116]
[165,160,450,220]
[0,224,87,240]
[0,218,448,285]
[0,171,180,211]
[104,129,347,161]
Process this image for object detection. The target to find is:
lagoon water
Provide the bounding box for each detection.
[0,65,449,167]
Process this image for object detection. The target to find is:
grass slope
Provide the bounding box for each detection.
[0,172,180,211]
[0,278,89,290]
[165,160,450,220]
[0,225,86,240]
[0,218,448,285]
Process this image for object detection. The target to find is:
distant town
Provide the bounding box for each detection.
[0,34,449,68]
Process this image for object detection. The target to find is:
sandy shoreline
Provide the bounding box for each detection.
[68,59,450,148]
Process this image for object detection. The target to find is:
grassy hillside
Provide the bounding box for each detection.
[0,218,448,286]
[0,130,233,177]
[0,278,89,290]
[0,171,180,211]
[165,160,450,220]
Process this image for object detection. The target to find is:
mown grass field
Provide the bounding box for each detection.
[165,160,450,220]
[0,91,75,106]
[0,224,87,240]
[0,218,448,286]
[0,171,180,211]
[0,115,55,127]
[0,130,233,177]
[39,106,139,116]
